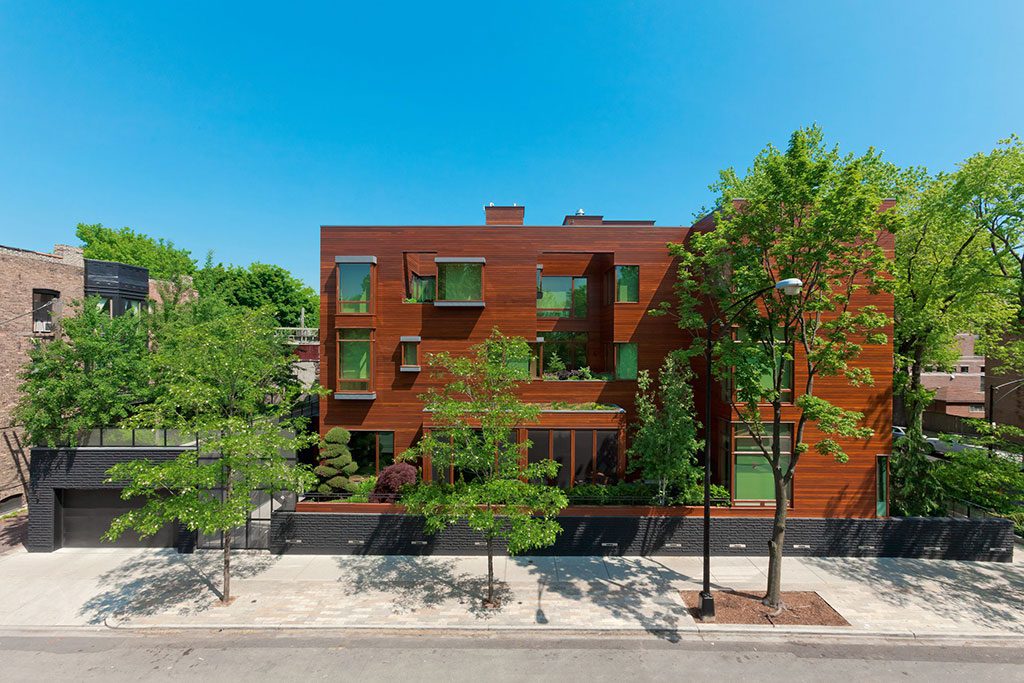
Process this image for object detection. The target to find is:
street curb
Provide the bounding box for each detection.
[100,618,1024,644]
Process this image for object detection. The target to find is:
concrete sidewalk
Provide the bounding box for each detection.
[0,547,1021,639]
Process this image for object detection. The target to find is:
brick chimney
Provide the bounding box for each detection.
[484,203,525,225]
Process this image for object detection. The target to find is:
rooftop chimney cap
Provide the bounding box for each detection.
[576,208,585,216]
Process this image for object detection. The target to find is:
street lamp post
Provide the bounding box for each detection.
[699,277,803,622]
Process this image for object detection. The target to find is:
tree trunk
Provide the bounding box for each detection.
[908,343,926,435]
[222,467,232,603]
[486,534,495,606]
[764,477,788,608]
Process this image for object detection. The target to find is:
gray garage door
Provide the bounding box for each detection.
[60,489,174,548]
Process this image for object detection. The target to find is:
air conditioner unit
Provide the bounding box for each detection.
[33,320,54,333]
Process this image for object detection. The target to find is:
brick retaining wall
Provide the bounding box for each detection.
[269,511,1014,562]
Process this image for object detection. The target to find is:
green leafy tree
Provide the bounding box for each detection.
[77,223,197,279]
[315,427,359,494]
[627,352,702,505]
[14,297,152,446]
[104,306,318,603]
[401,329,568,607]
[661,126,893,608]
[194,258,320,328]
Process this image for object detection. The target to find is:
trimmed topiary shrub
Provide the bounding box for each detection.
[314,427,359,495]
[371,461,418,502]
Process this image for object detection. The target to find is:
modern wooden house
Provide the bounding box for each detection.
[320,204,895,519]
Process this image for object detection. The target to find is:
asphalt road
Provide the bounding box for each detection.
[0,630,1020,681]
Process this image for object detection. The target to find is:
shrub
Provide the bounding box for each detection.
[371,461,418,502]
[314,427,359,495]
[347,476,378,502]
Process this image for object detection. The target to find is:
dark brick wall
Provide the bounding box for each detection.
[270,512,1015,562]
[27,447,197,553]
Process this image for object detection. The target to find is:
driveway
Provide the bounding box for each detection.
[0,547,1021,638]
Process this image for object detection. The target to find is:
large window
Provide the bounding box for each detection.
[733,423,792,504]
[614,265,639,303]
[348,431,395,476]
[538,276,588,318]
[436,260,484,303]
[337,258,375,314]
[527,429,619,488]
[337,329,373,392]
[614,342,638,380]
[542,331,588,372]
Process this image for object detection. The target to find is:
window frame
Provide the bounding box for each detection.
[613,265,640,303]
[732,327,796,405]
[346,430,396,477]
[524,428,621,488]
[337,328,374,394]
[336,256,377,316]
[537,275,588,319]
[730,422,794,507]
[31,289,59,333]
[876,454,889,517]
[434,257,486,305]
[399,336,421,372]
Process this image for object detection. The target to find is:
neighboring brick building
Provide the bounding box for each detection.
[922,333,986,420]
[0,244,86,510]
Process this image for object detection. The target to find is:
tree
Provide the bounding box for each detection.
[400,329,568,607]
[314,427,359,494]
[627,352,702,505]
[194,259,320,328]
[664,126,893,608]
[14,297,152,446]
[77,223,197,280]
[104,306,317,603]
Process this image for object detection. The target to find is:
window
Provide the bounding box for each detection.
[337,329,373,392]
[409,275,436,303]
[31,289,59,333]
[736,328,794,403]
[980,366,986,374]
[959,366,970,373]
[348,431,395,477]
[527,429,620,488]
[124,299,143,316]
[733,423,793,504]
[542,332,588,372]
[436,259,484,303]
[337,257,375,314]
[614,342,638,380]
[400,336,420,371]
[537,276,588,318]
[614,265,639,303]
[969,404,985,413]
[96,297,112,316]
[876,455,889,517]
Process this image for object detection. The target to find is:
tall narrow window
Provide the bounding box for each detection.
[31,289,59,333]
[733,423,793,504]
[337,257,376,314]
[435,258,484,304]
[614,265,639,303]
[572,277,588,317]
[400,336,420,372]
[614,342,638,380]
[876,455,889,517]
[337,329,373,393]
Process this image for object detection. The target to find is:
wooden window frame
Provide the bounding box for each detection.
[400,336,421,372]
[337,328,374,394]
[434,258,486,304]
[521,428,623,488]
[537,275,588,319]
[347,430,395,477]
[336,257,377,317]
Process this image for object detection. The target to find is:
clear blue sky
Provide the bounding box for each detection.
[1,1,1021,287]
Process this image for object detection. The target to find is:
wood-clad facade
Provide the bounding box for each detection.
[320,207,893,518]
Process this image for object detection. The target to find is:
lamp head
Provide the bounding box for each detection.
[775,278,803,296]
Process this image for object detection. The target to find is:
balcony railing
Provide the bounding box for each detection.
[277,327,319,345]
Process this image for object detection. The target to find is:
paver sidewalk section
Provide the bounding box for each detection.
[0,546,1021,637]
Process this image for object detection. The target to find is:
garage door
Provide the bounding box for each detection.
[60,489,174,548]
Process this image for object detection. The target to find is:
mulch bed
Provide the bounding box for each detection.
[681,590,849,626]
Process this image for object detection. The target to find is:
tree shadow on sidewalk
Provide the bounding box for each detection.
[335,556,513,619]
[803,556,1024,632]
[515,555,695,642]
[78,550,277,625]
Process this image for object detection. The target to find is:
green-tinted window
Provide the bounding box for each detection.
[402,341,418,367]
[410,274,435,302]
[615,266,639,303]
[733,423,792,501]
[615,343,638,380]
[349,431,378,476]
[338,329,372,391]
[437,263,483,301]
[339,263,372,313]
[876,455,889,517]
[538,276,572,317]
[737,328,794,402]
[572,277,588,317]
[543,332,588,372]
